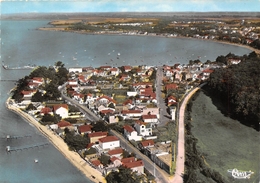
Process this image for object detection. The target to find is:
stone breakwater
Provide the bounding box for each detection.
[6,97,106,183]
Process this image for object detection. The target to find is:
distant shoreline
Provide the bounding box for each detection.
[37,27,260,55]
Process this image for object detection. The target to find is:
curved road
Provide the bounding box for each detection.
[171,83,206,183]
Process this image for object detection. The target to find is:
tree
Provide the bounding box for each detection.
[64,132,88,151]
[106,166,145,183]
[99,154,110,166]
[92,121,108,132]
[31,91,44,102]
[26,103,36,111]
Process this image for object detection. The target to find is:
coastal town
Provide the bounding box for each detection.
[6,52,254,183]
[37,13,260,53]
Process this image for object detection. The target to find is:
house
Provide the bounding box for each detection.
[121,110,142,119]
[91,159,103,169]
[167,96,177,107]
[88,131,108,144]
[96,95,116,106]
[57,120,72,130]
[32,77,44,84]
[110,157,121,167]
[202,69,214,76]
[98,136,120,150]
[122,159,144,174]
[141,114,158,123]
[53,104,69,118]
[108,115,119,124]
[40,107,53,116]
[28,82,41,89]
[123,125,142,141]
[139,139,155,149]
[21,90,36,98]
[109,67,120,76]
[78,125,92,135]
[107,148,123,158]
[68,79,78,85]
[68,67,82,73]
[165,83,178,91]
[122,65,132,72]
[134,120,152,137]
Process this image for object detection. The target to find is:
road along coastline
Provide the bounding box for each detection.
[6,97,106,183]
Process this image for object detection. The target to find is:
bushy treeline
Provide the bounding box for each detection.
[207,52,260,130]
[184,95,227,183]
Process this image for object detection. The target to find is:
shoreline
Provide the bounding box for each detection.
[6,97,106,183]
[37,27,260,55]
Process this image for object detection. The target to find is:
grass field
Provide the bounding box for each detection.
[190,90,259,183]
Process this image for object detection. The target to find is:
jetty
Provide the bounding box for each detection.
[6,142,49,153]
[2,135,32,140]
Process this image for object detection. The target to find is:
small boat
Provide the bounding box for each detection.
[117,53,120,56]
[34,159,38,163]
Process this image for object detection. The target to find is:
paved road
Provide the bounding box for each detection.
[155,66,171,127]
[59,85,100,122]
[170,83,206,183]
[110,130,170,183]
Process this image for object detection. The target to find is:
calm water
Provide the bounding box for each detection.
[0,20,252,183]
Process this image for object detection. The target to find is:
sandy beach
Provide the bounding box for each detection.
[6,97,106,183]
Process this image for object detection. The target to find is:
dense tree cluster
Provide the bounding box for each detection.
[207,52,260,130]
[64,130,88,151]
[11,62,68,102]
[105,166,146,183]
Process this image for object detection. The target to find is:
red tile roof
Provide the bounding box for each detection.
[57,120,71,128]
[165,83,178,90]
[88,131,108,138]
[78,125,92,133]
[97,95,116,104]
[110,156,120,162]
[99,136,119,143]
[121,157,135,164]
[86,143,94,149]
[123,160,144,169]
[40,107,52,114]
[135,120,147,126]
[141,139,155,147]
[108,148,123,156]
[91,159,101,167]
[121,110,142,114]
[142,114,157,119]
[100,109,114,114]
[53,104,68,112]
[123,125,135,133]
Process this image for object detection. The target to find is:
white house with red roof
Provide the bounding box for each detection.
[40,107,53,116]
[98,136,120,150]
[53,104,69,118]
[21,90,36,98]
[141,114,158,123]
[134,120,153,137]
[121,110,142,119]
[122,158,144,174]
[28,82,41,89]
[32,77,44,84]
[57,120,72,130]
[139,139,155,149]
[107,148,123,158]
[167,96,177,107]
[123,125,142,141]
[96,95,116,107]
[88,131,108,144]
[109,67,120,76]
[122,65,132,72]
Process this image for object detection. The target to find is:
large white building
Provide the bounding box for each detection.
[98,136,120,150]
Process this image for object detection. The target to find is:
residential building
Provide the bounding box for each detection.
[98,136,120,150]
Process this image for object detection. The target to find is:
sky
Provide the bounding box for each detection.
[1,0,260,14]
